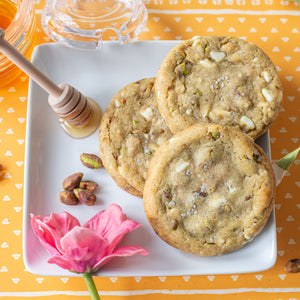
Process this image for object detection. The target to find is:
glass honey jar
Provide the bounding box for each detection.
[0,0,36,86]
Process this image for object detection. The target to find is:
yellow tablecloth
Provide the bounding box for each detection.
[0,0,299,299]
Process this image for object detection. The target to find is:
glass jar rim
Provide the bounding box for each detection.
[41,0,148,50]
[5,0,32,39]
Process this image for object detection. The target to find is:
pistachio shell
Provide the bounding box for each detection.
[80,153,103,169]
[63,172,83,191]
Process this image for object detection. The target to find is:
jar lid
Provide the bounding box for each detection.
[41,0,148,50]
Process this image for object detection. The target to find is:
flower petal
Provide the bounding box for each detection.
[107,220,141,253]
[31,212,80,255]
[60,227,109,253]
[84,204,125,237]
[57,227,110,273]
[31,214,63,256]
[45,212,81,237]
[84,204,141,246]
[48,255,78,272]
[92,245,149,271]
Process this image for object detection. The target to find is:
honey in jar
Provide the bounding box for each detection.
[0,0,36,86]
[0,0,17,30]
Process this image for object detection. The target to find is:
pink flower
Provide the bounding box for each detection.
[31,204,148,274]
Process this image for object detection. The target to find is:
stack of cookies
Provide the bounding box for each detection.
[99,35,282,256]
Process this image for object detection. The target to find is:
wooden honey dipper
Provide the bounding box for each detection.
[0,28,101,138]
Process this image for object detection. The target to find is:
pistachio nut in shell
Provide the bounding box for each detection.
[285,259,300,273]
[79,181,98,192]
[59,191,79,206]
[80,153,103,169]
[73,188,96,206]
[62,172,83,191]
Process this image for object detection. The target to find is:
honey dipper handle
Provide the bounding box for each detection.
[0,28,62,98]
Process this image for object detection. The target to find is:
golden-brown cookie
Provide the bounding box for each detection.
[143,123,276,256]
[99,78,173,196]
[155,36,282,139]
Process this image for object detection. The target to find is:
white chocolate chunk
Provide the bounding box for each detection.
[227,52,240,62]
[115,99,121,107]
[221,42,235,53]
[209,51,226,62]
[186,108,192,115]
[227,183,237,194]
[261,88,274,103]
[175,81,186,94]
[199,59,216,69]
[217,237,225,245]
[243,232,253,240]
[169,137,178,144]
[192,39,202,47]
[240,116,255,130]
[176,161,190,172]
[140,107,154,120]
[156,136,167,146]
[261,71,272,83]
[208,107,230,120]
[210,196,226,209]
[192,35,202,40]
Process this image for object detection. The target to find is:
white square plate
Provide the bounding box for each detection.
[23,42,277,277]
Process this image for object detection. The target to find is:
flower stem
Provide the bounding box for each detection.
[83,273,100,300]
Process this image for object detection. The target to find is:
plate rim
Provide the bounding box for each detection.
[23,41,277,277]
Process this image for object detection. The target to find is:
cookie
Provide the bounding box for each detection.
[99,78,173,196]
[143,123,276,256]
[155,36,282,139]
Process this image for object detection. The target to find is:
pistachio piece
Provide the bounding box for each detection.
[178,62,190,75]
[79,180,98,192]
[235,86,244,96]
[59,191,79,206]
[211,130,220,140]
[80,153,103,169]
[73,188,96,206]
[63,172,83,191]
[285,259,300,273]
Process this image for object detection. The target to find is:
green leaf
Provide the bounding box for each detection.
[276,147,300,171]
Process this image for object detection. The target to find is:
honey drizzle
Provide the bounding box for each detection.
[59,98,102,139]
